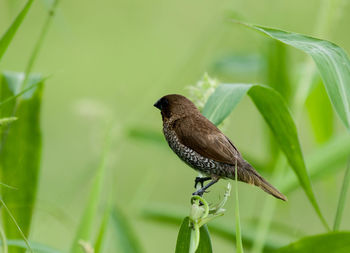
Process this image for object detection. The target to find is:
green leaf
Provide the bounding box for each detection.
[70,130,110,253]
[275,232,350,253]
[0,240,62,253]
[333,160,350,231]
[0,0,34,61]
[203,84,328,230]
[175,217,212,253]
[0,75,46,108]
[265,41,291,168]
[238,22,350,131]
[111,207,143,253]
[94,202,111,253]
[0,72,44,252]
[306,77,334,143]
[265,40,291,103]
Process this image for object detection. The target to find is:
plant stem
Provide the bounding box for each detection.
[251,154,286,253]
[21,0,61,89]
[235,162,244,253]
[333,158,350,231]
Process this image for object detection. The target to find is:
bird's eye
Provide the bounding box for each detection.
[154,97,169,110]
[161,98,169,108]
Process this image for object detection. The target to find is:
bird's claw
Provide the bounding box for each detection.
[192,189,209,197]
[194,176,211,188]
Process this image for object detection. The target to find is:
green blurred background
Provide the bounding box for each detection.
[1,0,350,252]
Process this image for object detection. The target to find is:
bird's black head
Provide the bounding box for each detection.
[153,97,169,111]
[154,94,199,120]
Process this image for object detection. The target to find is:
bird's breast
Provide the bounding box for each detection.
[162,123,233,178]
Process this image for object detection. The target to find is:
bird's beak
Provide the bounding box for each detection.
[154,99,162,110]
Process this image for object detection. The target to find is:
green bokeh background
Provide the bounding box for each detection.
[1,0,350,252]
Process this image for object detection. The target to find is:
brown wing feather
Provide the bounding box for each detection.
[173,114,240,165]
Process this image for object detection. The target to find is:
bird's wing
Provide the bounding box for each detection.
[173,115,240,165]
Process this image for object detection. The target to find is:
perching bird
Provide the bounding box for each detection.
[154,94,287,201]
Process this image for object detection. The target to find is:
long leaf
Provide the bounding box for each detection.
[110,207,143,253]
[275,232,350,253]
[333,159,350,231]
[203,84,328,230]
[0,72,44,253]
[238,22,350,131]
[175,217,212,253]
[0,0,34,61]
[94,201,111,253]
[264,41,291,169]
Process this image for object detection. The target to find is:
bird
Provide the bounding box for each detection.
[154,94,287,201]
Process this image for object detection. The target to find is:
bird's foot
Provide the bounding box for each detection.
[192,189,209,197]
[194,176,212,188]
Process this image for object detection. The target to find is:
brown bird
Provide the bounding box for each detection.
[154,94,287,201]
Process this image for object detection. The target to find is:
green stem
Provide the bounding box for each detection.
[235,162,244,253]
[333,158,350,231]
[251,154,286,253]
[21,0,61,89]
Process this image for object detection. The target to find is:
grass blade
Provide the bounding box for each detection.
[203,84,329,230]
[21,0,61,89]
[0,0,34,61]
[333,159,350,231]
[110,207,143,253]
[0,72,44,253]
[237,22,350,131]
[70,129,110,252]
[275,232,350,253]
[94,202,111,253]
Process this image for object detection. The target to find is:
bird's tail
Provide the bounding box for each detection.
[234,162,287,201]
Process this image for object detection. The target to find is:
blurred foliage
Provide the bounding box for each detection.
[306,76,334,144]
[1,0,350,252]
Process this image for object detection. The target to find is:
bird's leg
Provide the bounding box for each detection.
[194,176,212,188]
[192,178,219,196]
